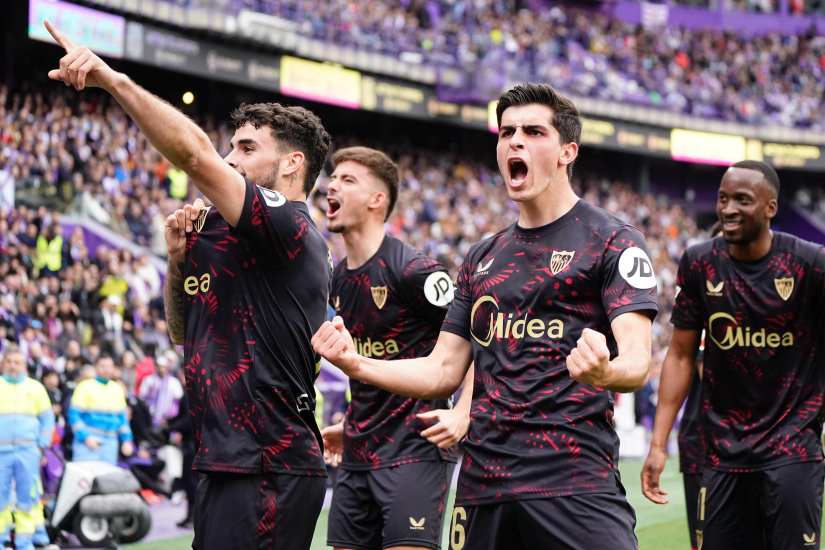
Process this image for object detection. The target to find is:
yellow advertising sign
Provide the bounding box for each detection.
[280,56,361,109]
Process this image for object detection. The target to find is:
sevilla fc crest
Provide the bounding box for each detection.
[371,286,388,309]
[774,277,794,301]
[550,250,574,276]
[194,205,212,233]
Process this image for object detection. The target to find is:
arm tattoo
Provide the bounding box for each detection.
[165,256,186,345]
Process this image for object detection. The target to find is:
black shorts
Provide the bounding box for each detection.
[698,461,824,550]
[447,491,637,550]
[192,471,326,550]
[327,461,454,550]
[683,472,703,550]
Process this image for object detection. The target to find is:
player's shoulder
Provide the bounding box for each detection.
[382,234,445,276]
[773,232,824,265]
[465,224,514,265]
[683,235,723,261]
[576,201,645,243]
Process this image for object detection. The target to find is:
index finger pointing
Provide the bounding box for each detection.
[44,20,76,51]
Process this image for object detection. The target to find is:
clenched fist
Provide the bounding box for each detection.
[566,328,611,387]
[311,317,361,376]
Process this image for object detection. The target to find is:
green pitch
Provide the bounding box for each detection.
[126,456,824,550]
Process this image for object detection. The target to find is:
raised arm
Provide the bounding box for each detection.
[44,21,245,226]
[641,326,701,504]
[567,311,653,393]
[312,317,473,400]
[163,202,202,345]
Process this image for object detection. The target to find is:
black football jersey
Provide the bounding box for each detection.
[678,369,705,475]
[330,234,458,470]
[183,178,332,476]
[671,233,825,472]
[441,200,659,506]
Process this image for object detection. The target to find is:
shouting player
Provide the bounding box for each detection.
[45,22,333,550]
[313,84,658,549]
[641,161,825,550]
[322,147,474,550]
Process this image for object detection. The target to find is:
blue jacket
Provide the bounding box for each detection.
[68,378,132,444]
[0,375,54,451]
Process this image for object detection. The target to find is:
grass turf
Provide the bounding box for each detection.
[126,456,824,549]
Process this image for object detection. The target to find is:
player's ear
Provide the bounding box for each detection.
[764,197,778,220]
[368,191,387,213]
[281,151,305,178]
[558,141,578,171]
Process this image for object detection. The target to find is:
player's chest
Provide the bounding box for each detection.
[184,224,253,300]
[331,266,402,326]
[469,237,606,307]
[698,260,803,313]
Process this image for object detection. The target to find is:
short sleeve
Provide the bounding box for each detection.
[441,256,473,340]
[670,249,703,330]
[811,247,825,317]
[232,178,310,264]
[399,256,455,323]
[600,225,659,322]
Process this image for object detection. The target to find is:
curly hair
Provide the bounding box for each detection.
[231,103,332,195]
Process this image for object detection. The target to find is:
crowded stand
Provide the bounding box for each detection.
[1,80,706,420]
[230,0,825,128]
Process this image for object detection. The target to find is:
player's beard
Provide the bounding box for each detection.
[723,217,763,245]
[255,157,282,191]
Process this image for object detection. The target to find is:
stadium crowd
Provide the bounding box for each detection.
[240,0,825,128]
[795,183,825,226]
[0,81,710,507]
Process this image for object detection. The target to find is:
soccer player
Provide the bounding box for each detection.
[677,222,719,550]
[313,84,658,549]
[45,21,333,550]
[322,146,474,550]
[641,161,825,550]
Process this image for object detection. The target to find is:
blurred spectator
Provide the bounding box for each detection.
[139,356,183,428]
[120,349,139,394]
[68,355,134,464]
[231,0,825,128]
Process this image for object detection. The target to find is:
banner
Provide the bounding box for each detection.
[280,56,361,109]
[29,0,125,58]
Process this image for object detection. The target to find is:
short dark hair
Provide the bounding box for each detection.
[332,147,400,221]
[729,160,780,195]
[231,103,332,196]
[96,353,114,364]
[496,83,582,179]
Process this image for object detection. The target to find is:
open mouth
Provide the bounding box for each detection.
[508,158,529,186]
[327,197,341,217]
[723,219,742,230]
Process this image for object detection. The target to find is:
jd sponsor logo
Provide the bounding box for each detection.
[618,247,656,289]
[352,337,400,358]
[424,271,455,307]
[470,296,564,347]
[410,517,426,531]
[708,312,794,350]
